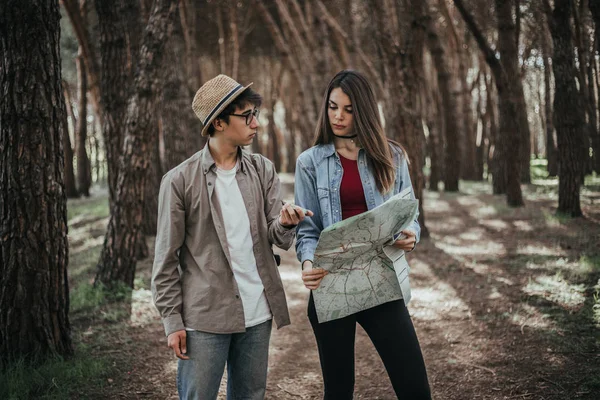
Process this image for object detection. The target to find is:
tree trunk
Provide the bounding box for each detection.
[425,4,460,191]
[0,0,73,364]
[368,0,429,237]
[142,131,162,236]
[61,0,102,121]
[228,0,239,80]
[427,90,444,191]
[62,84,79,198]
[496,0,524,203]
[179,0,201,92]
[584,0,600,173]
[549,0,585,216]
[160,10,204,173]
[95,0,177,288]
[76,50,91,197]
[487,73,499,181]
[514,4,531,184]
[542,22,558,177]
[95,0,132,206]
[453,0,524,206]
[475,74,487,181]
[573,1,595,175]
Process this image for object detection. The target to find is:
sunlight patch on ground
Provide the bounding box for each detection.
[164,360,177,373]
[429,217,466,232]
[513,220,534,232]
[487,287,503,300]
[456,196,487,208]
[510,303,555,330]
[424,198,452,213]
[130,288,161,327]
[411,285,471,321]
[517,244,563,257]
[433,239,507,257]
[521,257,568,272]
[468,205,498,218]
[458,227,488,241]
[477,219,509,231]
[524,274,586,310]
[494,275,515,286]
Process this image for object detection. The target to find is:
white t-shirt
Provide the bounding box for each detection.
[213,163,272,327]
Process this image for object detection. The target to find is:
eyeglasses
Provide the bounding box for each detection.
[229,108,260,125]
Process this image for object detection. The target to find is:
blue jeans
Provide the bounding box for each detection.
[177,319,272,400]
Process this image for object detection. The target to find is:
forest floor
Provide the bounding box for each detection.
[62,172,600,400]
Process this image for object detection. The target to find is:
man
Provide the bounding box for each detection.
[152,74,311,399]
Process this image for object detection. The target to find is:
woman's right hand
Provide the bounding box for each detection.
[302,261,328,290]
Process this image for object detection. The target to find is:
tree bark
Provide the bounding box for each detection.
[76,46,91,197]
[95,0,177,288]
[541,22,558,177]
[62,84,79,198]
[61,0,102,120]
[589,1,600,173]
[547,0,585,216]
[142,131,162,236]
[514,3,531,184]
[453,0,524,206]
[368,0,429,237]
[160,9,203,173]
[179,0,201,93]
[0,0,73,364]
[95,0,131,206]
[425,3,460,191]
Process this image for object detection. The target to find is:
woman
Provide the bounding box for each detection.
[294,70,431,399]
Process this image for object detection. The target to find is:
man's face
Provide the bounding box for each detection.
[218,105,260,147]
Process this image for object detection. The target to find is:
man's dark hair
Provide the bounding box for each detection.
[207,87,262,136]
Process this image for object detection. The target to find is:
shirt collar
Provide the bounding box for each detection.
[313,143,336,162]
[200,141,246,175]
[313,143,365,163]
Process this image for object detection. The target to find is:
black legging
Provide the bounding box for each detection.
[308,294,431,400]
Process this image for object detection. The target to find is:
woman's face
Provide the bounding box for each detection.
[327,87,354,137]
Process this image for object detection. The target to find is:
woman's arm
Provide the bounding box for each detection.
[294,155,323,264]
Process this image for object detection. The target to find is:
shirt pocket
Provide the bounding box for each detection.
[317,187,330,224]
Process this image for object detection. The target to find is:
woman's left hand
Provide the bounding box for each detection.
[393,229,416,252]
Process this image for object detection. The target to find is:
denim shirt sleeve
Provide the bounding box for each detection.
[397,152,421,244]
[294,155,323,264]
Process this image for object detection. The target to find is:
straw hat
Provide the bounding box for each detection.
[192,74,253,137]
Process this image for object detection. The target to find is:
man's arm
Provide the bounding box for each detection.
[255,155,296,250]
[151,172,186,337]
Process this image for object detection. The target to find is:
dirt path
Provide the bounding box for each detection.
[82,182,600,399]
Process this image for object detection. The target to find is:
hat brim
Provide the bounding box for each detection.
[200,82,254,137]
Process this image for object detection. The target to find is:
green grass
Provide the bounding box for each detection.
[71,281,132,314]
[530,158,552,181]
[0,349,109,400]
[67,195,109,223]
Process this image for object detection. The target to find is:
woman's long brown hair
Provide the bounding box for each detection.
[313,70,399,194]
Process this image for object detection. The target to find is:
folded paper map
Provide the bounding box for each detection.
[312,188,418,323]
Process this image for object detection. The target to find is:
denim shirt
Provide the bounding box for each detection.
[294,142,421,303]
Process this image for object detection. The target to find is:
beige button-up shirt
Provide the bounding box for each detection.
[151,146,294,336]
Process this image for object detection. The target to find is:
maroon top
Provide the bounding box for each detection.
[338,153,368,220]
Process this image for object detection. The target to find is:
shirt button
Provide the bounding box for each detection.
[236,295,240,299]
[208,182,212,186]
